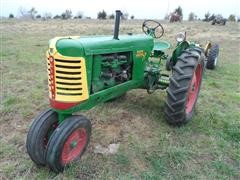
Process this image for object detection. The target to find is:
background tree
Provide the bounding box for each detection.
[130,15,134,20]
[209,14,216,21]
[18,7,31,19]
[97,10,107,19]
[53,15,61,19]
[174,6,183,17]
[74,11,83,19]
[18,7,38,20]
[122,12,129,20]
[28,7,37,19]
[188,12,197,21]
[109,13,115,19]
[203,12,211,21]
[228,14,236,22]
[61,9,72,20]
[19,7,27,17]
[36,14,41,19]
[9,14,14,18]
[42,12,52,20]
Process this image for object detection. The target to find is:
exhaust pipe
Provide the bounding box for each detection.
[113,10,122,40]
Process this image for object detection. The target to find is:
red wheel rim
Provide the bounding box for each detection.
[185,64,203,114]
[61,128,87,165]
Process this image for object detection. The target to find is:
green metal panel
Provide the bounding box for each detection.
[56,39,85,57]
[56,35,154,56]
[171,41,190,64]
[85,55,93,93]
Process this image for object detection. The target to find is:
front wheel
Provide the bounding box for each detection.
[26,109,58,165]
[46,115,91,173]
[165,48,204,125]
[206,44,219,70]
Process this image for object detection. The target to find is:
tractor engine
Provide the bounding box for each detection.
[92,52,132,92]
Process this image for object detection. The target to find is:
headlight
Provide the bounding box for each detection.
[175,32,186,42]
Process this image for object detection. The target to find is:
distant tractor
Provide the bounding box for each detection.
[26,10,219,173]
[212,15,227,25]
[170,12,182,22]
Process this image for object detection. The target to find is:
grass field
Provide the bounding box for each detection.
[0,19,240,179]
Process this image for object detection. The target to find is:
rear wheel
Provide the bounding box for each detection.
[26,109,58,165]
[165,48,204,125]
[46,115,91,173]
[206,44,219,70]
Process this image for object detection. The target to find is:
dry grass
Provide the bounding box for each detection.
[0,19,240,179]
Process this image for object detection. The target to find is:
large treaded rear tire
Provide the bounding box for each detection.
[206,44,219,70]
[165,48,204,125]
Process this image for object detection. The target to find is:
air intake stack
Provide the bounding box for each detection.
[113,10,122,40]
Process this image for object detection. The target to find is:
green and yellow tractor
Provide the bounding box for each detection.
[26,10,220,172]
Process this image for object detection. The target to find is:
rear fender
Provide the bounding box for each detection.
[204,42,212,56]
[171,41,190,65]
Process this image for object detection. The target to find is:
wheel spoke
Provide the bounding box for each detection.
[153,24,160,29]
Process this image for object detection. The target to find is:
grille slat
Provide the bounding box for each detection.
[56,70,81,75]
[56,67,81,72]
[55,59,81,63]
[56,76,82,80]
[56,79,82,83]
[56,64,81,69]
[57,87,82,90]
[56,84,82,88]
[55,73,81,78]
[56,89,82,94]
[57,92,82,96]
[56,81,82,85]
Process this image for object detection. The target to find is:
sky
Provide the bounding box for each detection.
[1,0,240,19]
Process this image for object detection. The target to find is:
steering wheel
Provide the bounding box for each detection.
[142,20,164,38]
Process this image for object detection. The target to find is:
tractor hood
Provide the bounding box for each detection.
[54,35,154,57]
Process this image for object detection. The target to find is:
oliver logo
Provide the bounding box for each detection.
[136,50,146,58]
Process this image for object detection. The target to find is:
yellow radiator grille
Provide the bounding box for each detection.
[52,56,89,102]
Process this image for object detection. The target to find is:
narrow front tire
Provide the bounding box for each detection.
[46,115,91,173]
[26,109,58,165]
